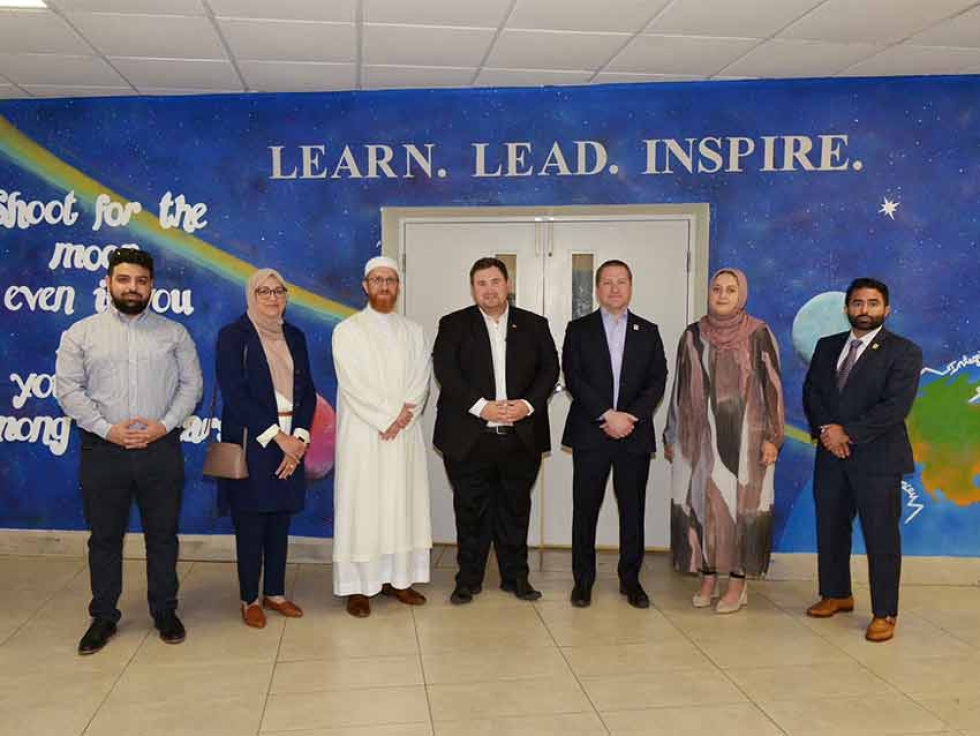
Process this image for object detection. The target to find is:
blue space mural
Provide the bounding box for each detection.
[1,75,978,554]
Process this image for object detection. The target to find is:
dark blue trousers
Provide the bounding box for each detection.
[231,509,292,603]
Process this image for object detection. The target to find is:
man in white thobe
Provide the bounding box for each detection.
[332,256,432,617]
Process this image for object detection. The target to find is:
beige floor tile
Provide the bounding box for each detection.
[128,610,286,666]
[603,703,784,735]
[261,685,430,732]
[535,602,679,647]
[423,645,571,684]
[915,694,980,731]
[433,712,607,735]
[694,629,851,669]
[428,674,592,721]
[272,655,424,693]
[279,609,419,661]
[761,693,948,735]
[665,605,811,642]
[818,613,978,666]
[561,639,714,677]
[867,653,980,697]
[263,725,433,736]
[727,662,894,702]
[415,606,554,654]
[581,668,747,712]
[86,693,267,736]
[0,668,118,736]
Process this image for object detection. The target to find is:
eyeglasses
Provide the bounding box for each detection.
[255,287,288,299]
[367,276,399,287]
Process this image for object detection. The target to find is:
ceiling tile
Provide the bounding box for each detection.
[109,57,241,89]
[721,39,882,78]
[209,0,356,22]
[67,12,226,59]
[239,60,355,91]
[908,5,980,48]
[592,71,704,83]
[474,67,593,86]
[779,0,978,44]
[608,34,758,75]
[839,44,980,76]
[364,0,511,27]
[648,0,822,38]
[363,64,475,89]
[0,52,126,85]
[485,29,630,70]
[51,0,204,13]
[363,23,495,67]
[507,0,670,33]
[23,84,135,97]
[0,9,91,54]
[218,19,355,63]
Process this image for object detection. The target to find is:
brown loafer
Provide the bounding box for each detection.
[381,583,427,606]
[866,616,897,642]
[262,597,304,618]
[806,596,855,618]
[346,594,371,618]
[242,603,266,629]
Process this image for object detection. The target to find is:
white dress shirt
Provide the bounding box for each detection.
[835,325,884,371]
[468,305,533,426]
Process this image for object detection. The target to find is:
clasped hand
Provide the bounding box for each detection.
[480,400,530,424]
[820,424,851,459]
[601,410,638,439]
[381,403,418,441]
[106,417,167,449]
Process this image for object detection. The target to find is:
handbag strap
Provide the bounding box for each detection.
[204,344,248,446]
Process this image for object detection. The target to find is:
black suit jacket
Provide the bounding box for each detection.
[432,304,560,461]
[215,314,316,512]
[803,328,922,476]
[561,309,668,455]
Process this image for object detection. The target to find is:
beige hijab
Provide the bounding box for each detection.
[246,268,294,403]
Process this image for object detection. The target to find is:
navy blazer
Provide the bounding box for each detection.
[803,328,922,476]
[432,304,560,461]
[561,309,668,454]
[215,314,316,513]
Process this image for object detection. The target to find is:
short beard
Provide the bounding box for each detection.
[848,313,885,331]
[111,292,150,315]
[368,293,396,313]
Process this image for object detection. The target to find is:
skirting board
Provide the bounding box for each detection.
[2,529,979,586]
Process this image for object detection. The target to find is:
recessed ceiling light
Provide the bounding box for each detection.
[0,0,48,8]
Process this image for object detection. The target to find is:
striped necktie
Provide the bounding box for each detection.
[836,338,863,391]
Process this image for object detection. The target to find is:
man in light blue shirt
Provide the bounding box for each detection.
[55,248,202,655]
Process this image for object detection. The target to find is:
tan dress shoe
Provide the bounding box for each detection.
[381,583,427,605]
[865,616,897,642]
[242,603,266,629]
[263,597,304,617]
[806,596,855,618]
[347,594,371,618]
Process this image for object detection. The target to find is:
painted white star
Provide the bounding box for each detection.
[879,197,900,219]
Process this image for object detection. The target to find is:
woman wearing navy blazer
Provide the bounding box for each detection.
[216,268,316,628]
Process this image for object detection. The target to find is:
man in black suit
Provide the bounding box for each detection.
[803,277,922,643]
[561,260,668,608]
[433,257,560,604]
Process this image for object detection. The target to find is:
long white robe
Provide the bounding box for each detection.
[331,306,432,596]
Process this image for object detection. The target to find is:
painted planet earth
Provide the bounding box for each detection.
[304,393,336,481]
[791,291,850,363]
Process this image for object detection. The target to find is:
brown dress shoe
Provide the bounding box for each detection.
[806,596,855,618]
[242,603,266,629]
[866,616,897,642]
[381,583,427,606]
[263,597,304,617]
[347,594,371,618]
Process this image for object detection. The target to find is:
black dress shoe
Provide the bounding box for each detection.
[78,619,117,655]
[620,583,650,609]
[501,578,542,601]
[155,612,186,644]
[450,584,475,605]
[570,584,592,608]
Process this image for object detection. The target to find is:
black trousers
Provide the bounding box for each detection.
[572,444,651,590]
[231,509,292,603]
[79,430,184,624]
[444,432,541,588]
[814,457,902,618]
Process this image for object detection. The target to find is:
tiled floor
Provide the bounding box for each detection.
[1,547,977,735]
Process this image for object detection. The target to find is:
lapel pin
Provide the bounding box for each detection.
[511,324,517,329]
[633,324,639,331]
[872,343,880,350]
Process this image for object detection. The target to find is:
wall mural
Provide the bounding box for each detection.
[1,75,978,554]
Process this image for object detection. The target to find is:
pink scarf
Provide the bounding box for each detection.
[698,268,764,352]
[246,268,294,403]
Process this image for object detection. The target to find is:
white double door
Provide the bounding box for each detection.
[399,210,695,549]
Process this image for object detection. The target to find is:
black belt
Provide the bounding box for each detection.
[483,425,515,435]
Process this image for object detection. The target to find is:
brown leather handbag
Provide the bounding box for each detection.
[202,347,249,479]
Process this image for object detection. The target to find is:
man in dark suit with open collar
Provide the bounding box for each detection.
[562,260,668,609]
[433,257,560,605]
[803,277,922,643]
